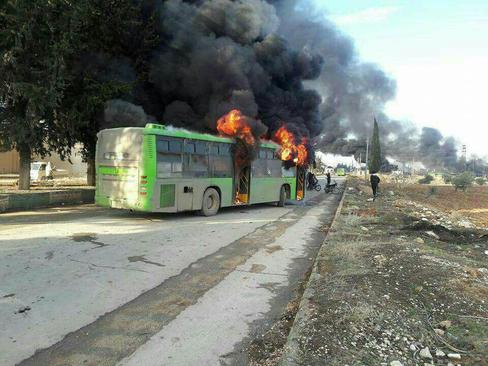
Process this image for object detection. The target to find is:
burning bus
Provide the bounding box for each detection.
[95,110,309,216]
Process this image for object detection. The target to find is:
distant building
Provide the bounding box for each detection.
[315,152,361,170]
[0,145,87,177]
[0,150,20,174]
[387,157,426,175]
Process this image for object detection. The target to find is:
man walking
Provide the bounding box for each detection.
[370,172,380,201]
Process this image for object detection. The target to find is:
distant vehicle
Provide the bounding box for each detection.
[30,162,53,181]
[324,166,334,174]
[336,168,346,176]
[95,124,307,216]
[30,162,66,181]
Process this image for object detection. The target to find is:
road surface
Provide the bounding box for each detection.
[0,177,344,366]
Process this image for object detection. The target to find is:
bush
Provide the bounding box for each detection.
[452,172,474,191]
[418,174,434,184]
[475,177,486,185]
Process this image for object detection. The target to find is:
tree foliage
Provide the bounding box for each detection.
[418,174,434,184]
[475,177,486,186]
[58,0,159,184]
[369,118,382,173]
[452,172,474,191]
[0,0,79,188]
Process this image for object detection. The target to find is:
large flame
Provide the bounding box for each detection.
[273,126,309,166]
[216,109,255,145]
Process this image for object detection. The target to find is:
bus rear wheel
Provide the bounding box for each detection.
[278,186,287,207]
[200,188,220,216]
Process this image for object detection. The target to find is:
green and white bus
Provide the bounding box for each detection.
[95,123,306,216]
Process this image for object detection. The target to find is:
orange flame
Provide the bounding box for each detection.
[273,126,309,166]
[216,109,255,145]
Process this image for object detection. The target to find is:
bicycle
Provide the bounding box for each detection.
[307,181,322,191]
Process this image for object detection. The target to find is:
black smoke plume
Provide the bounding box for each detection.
[95,0,470,170]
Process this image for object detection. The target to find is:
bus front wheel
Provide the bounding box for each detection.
[278,186,287,207]
[201,188,220,216]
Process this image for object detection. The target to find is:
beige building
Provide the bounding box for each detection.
[0,150,20,174]
[0,146,87,177]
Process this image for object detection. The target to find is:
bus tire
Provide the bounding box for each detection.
[200,188,220,216]
[278,186,287,207]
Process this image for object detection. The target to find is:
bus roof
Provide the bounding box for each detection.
[143,123,280,149]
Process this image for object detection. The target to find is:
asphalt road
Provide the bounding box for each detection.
[0,177,344,366]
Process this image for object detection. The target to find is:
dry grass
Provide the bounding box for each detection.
[383,182,488,227]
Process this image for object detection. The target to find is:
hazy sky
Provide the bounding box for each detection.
[314,0,488,158]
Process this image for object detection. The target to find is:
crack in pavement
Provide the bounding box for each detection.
[68,258,149,273]
[18,195,329,366]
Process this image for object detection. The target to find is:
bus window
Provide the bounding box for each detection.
[209,144,218,155]
[169,140,182,153]
[269,159,282,177]
[195,141,207,154]
[185,142,195,153]
[188,154,208,177]
[282,166,295,177]
[157,139,169,152]
[252,159,269,177]
[157,153,183,178]
[210,155,232,178]
[266,150,275,159]
[219,144,230,156]
[258,150,267,159]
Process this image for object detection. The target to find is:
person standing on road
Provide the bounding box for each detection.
[326,172,331,187]
[370,172,380,201]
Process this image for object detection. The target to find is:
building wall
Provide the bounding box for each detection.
[0,145,87,177]
[0,150,20,174]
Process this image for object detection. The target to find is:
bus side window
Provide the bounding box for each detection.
[157,153,182,178]
[210,155,232,178]
[252,159,268,177]
[157,139,169,152]
[195,141,207,154]
[282,166,296,177]
[268,159,282,177]
[219,144,230,156]
[169,140,182,153]
[266,149,275,160]
[209,144,218,155]
[189,154,208,177]
[185,142,195,153]
[258,149,267,159]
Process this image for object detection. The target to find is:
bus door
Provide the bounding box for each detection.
[234,165,250,204]
[296,167,305,200]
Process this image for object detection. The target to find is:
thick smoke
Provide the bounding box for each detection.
[271,0,461,169]
[98,0,467,170]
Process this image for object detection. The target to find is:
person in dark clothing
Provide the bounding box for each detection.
[370,173,381,200]
[326,172,331,187]
[307,172,317,190]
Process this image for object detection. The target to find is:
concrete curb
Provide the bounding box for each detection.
[0,188,95,213]
[279,182,348,365]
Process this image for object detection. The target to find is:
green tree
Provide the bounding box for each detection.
[59,0,158,185]
[0,0,78,189]
[475,177,486,186]
[369,118,382,173]
[452,172,474,191]
[418,174,434,184]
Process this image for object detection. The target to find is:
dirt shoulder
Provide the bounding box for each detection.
[279,177,488,366]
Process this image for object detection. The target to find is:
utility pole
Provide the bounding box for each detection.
[462,145,467,171]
